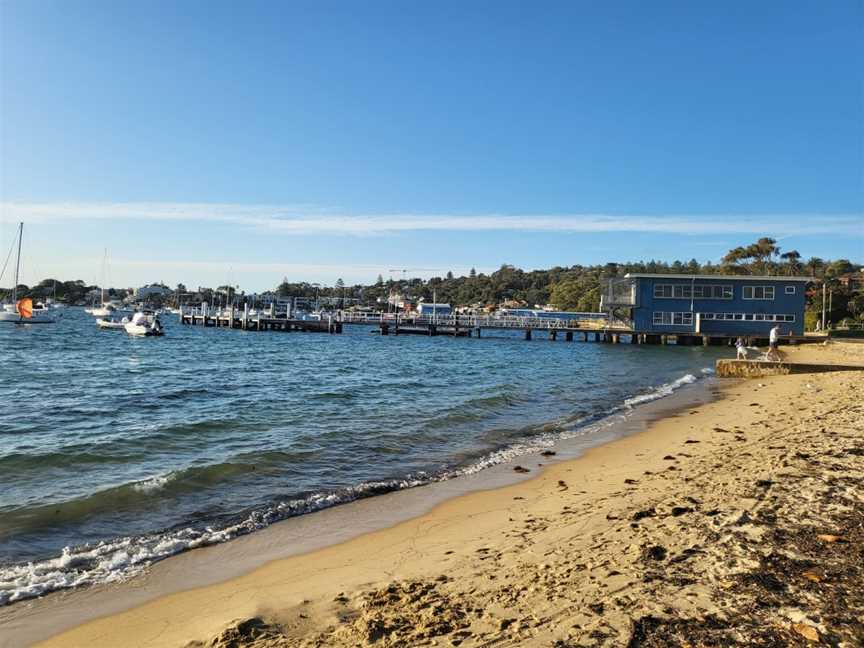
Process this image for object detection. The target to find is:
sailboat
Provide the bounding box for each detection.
[0,223,56,324]
[86,249,127,317]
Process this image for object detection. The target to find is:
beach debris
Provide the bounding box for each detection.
[792,622,820,642]
[203,616,285,647]
[670,506,694,517]
[557,480,568,490]
[632,508,656,521]
[662,455,676,460]
[816,533,846,543]
[513,465,530,473]
[712,426,731,433]
[540,450,556,456]
[801,570,823,583]
[624,478,638,484]
[684,439,700,444]
[755,479,773,489]
[642,545,667,561]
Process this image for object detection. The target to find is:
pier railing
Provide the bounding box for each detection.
[338,312,628,331]
[178,306,632,332]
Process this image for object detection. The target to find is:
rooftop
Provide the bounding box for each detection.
[623,273,813,282]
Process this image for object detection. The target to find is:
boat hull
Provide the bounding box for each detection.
[96,318,127,330]
[124,324,163,336]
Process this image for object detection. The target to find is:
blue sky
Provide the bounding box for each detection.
[1,0,861,290]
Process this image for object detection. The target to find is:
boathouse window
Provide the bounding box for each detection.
[785,286,796,294]
[653,284,733,299]
[652,312,693,326]
[742,286,775,300]
[700,312,793,322]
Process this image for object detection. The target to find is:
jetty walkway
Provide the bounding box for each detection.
[178,306,822,347]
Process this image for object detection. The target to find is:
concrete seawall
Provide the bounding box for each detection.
[716,359,864,378]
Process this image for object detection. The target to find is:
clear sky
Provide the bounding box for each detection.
[1,0,861,290]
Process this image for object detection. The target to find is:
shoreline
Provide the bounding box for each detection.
[1,364,719,647]
[7,342,864,647]
[0,333,722,610]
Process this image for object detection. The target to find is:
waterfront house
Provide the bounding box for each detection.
[135,283,172,299]
[601,274,811,337]
[836,270,864,291]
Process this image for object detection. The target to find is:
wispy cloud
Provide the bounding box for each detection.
[2,201,862,237]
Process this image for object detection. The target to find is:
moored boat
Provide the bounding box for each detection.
[96,316,129,330]
[0,224,57,324]
[124,311,164,336]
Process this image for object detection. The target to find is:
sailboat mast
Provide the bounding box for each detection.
[101,248,107,305]
[12,222,22,303]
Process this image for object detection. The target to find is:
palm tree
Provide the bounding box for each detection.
[805,257,824,279]
[780,250,802,275]
[721,246,751,273]
[746,237,779,275]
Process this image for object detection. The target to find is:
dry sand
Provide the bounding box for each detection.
[31,342,864,647]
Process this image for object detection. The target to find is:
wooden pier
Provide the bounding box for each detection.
[339,313,821,347]
[180,306,342,334]
[178,307,825,347]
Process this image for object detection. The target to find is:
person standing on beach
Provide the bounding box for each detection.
[767,324,782,361]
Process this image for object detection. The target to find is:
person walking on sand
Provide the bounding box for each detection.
[736,336,747,360]
[767,324,782,361]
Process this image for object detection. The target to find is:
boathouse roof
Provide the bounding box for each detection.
[623,273,813,282]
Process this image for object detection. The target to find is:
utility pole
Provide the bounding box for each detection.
[821,282,826,331]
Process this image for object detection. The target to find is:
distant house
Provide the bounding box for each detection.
[135,284,172,299]
[601,274,811,336]
[836,271,864,291]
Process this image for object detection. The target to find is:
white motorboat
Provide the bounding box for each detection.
[0,224,57,324]
[96,316,129,330]
[124,311,164,336]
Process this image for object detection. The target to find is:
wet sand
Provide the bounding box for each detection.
[12,342,864,647]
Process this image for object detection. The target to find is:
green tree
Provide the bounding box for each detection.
[848,293,864,320]
[549,276,600,312]
[780,250,802,275]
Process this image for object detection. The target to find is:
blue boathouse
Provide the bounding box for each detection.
[601,274,811,338]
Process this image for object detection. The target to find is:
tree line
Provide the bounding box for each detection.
[4,238,861,325]
[274,238,860,323]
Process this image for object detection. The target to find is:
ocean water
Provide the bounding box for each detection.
[0,309,725,605]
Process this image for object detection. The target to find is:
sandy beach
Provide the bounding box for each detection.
[19,342,864,647]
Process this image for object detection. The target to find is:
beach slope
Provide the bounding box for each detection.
[37,343,864,647]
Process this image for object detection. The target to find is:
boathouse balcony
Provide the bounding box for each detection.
[600,277,637,308]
